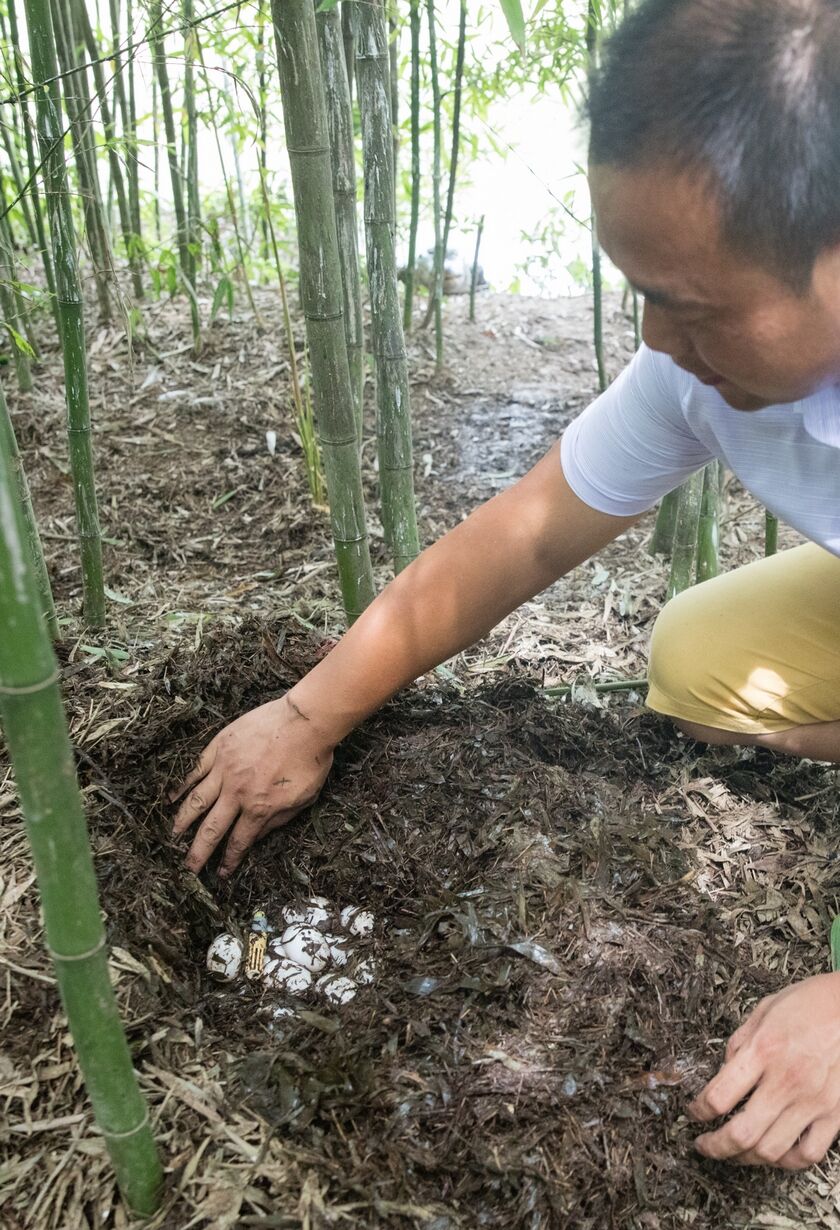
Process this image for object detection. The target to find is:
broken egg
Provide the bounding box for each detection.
[315,974,358,1004]
[339,906,374,937]
[264,957,313,994]
[324,933,353,967]
[280,924,330,972]
[281,900,331,929]
[354,957,377,986]
[206,933,243,982]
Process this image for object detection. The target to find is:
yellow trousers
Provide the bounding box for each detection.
[647,544,840,735]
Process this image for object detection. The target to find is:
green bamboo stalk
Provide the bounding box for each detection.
[695,461,720,584]
[421,0,466,333]
[341,1,355,102]
[648,485,681,556]
[469,214,484,323]
[0,123,38,248]
[666,467,704,601]
[0,375,57,636]
[148,0,201,347]
[316,0,365,445]
[23,0,106,628]
[72,0,143,301]
[402,0,421,331]
[0,427,161,1214]
[632,288,641,350]
[256,7,270,261]
[184,0,201,283]
[124,0,143,251]
[765,510,779,556]
[356,0,421,573]
[7,0,58,326]
[425,0,443,367]
[586,0,606,392]
[52,0,113,323]
[271,0,376,621]
[0,208,33,394]
[388,6,399,223]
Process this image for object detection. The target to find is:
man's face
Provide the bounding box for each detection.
[590,163,840,410]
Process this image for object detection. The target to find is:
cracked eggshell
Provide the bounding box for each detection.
[281,900,331,929]
[206,933,243,982]
[324,933,353,967]
[339,906,375,937]
[264,957,313,994]
[354,957,377,986]
[280,924,330,972]
[315,974,358,1004]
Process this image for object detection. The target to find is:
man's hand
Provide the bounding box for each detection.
[170,693,334,877]
[688,973,840,1169]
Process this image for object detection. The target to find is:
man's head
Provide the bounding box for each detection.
[588,0,840,410]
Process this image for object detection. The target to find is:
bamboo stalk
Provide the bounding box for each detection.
[469,214,484,323]
[0,122,38,248]
[666,468,704,601]
[425,0,443,367]
[53,0,114,323]
[695,461,720,584]
[184,0,202,282]
[316,0,365,446]
[271,0,376,621]
[0,426,161,1214]
[356,0,421,574]
[341,1,356,102]
[388,6,399,223]
[421,0,466,333]
[23,0,106,628]
[148,0,201,348]
[124,0,143,252]
[402,0,421,331]
[648,485,681,556]
[0,375,57,636]
[72,0,143,300]
[765,510,779,556]
[6,0,58,326]
[586,1,606,392]
[0,207,34,394]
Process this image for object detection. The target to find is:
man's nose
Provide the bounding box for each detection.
[641,300,689,359]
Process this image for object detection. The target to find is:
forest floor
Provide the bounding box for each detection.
[1,286,839,1230]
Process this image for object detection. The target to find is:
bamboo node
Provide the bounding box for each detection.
[48,935,106,962]
[285,145,331,158]
[102,1107,151,1141]
[0,669,60,696]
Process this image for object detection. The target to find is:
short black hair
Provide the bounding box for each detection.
[588,0,840,290]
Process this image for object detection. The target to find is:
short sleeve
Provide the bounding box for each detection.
[560,344,716,516]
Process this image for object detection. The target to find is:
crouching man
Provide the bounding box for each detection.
[173,0,840,1172]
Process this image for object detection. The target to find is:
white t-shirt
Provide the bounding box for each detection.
[560,343,840,557]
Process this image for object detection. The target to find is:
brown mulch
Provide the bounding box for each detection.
[1,287,838,1229]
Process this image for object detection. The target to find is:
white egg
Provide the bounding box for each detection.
[324,933,353,967]
[309,895,330,909]
[339,906,375,937]
[354,957,377,986]
[315,974,358,1004]
[281,901,331,928]
[264,957,313,994]
[280,924,330,972]
[206,933,243,982]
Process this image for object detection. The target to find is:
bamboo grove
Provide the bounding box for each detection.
[0,0,783,1212]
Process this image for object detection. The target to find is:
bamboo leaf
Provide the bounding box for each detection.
[3,324,36,358]
[498,0,526,51]
[210,275,232,322]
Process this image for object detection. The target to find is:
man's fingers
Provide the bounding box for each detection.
[694,1083,787,1161]
[725,997,775,1061]
[169,745,216,805]
[184,799,241,874]
[777,1113,840,1171]
[173,772,222,836]
[735,1104,817,1166]
[688,1047,765,1124]
[218,807,299,879]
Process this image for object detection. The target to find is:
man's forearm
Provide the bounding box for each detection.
[285,445,637,746]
